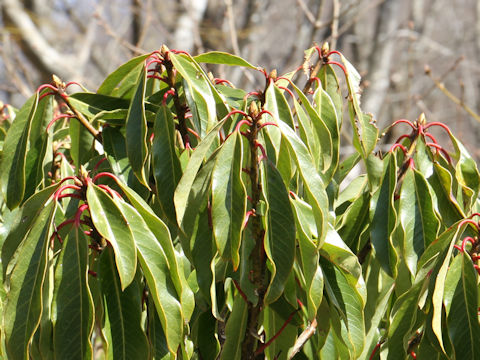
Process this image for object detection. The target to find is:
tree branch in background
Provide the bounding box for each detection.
[2,0,79,82]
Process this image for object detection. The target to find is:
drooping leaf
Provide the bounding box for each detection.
[211,132,246,269]
[276,118,329,247]
[262,160,296,304]
[220,296,248,360]
[69,117,94,169]
[152,105,183,228]
[4,201,55,360]
[399,168,439,275]
[0,92,38,209]
[86,184,137,289]
[170,53,217,136]
[113,179,194,321]
[291,196,323,319]
[370,154,398,277]
[125,65,149,186]
[2,183,59,277]
[175,119,226,226]
[443,252,480,359]
[52,226,94,359]
[113,198,184,354]
[99,248,149,360]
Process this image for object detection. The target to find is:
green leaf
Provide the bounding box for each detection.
[170,53,216,136]
[52,226,94,359]
[321,258,365,358]
[220,296,248,360]
[2,184,59,277]
[152,105,182,227]
[147,298,170,360]
[386,278,427,360]
[428,162,465,227]
[99,248,149,360]
[69,117,94,168]
[86,184,137,289]
[125,65,149,186]
[211,132,246,269]
[291,196,323,319]
[4,201,55,360]
[175,119,226,227]
[313,86,341,181]
[276,118,329,247]
[113,179,194,322]
[196,310,220,360]
[24,94,54,200]
[370,154,398,277]
[262,160,296,304]
[98,54,150,96]
[340,55,378,158]
[0,92,38,209]
[443,252,480,359]
[194,51,257,68]
[399,168,439,275]
[290,82,333,173]
[113,198,184,354]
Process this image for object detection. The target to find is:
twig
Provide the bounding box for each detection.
[424,66,480,124]
[225,0,241,56]
[288,318,317,359]
[330,0,340,50]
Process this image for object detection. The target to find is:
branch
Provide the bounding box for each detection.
[288,318,317,359]
[3,0,79,81]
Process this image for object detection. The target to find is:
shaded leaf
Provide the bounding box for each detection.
[4,201,55,360]
[99,248,149,360]
[86,184,137,289]
[52,226,94,359]
[262,160,296,304]
[211,132,246,269]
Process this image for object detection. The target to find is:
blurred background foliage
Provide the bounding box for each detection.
[1,0,480,159]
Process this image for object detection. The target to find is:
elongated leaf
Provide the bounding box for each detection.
[24,94,53,199]
[125,65,149,186]
[321,259,365,358]
[428,162,465,227]
[175,119,226,225]
[399,168,439,275]
[113,179,194,321]
[211,132,246,269]
[431,227,459,354]
[262,160,296,304]
[387,278,427,360]
[170,53,216,136]
[220,296,248,360]
[194,51,257,68]
[52,226,94,359]
[341,55,378,157]
[313,86,340,181]
[443,252,480,359]
[99,248,149,360]
[70,117,94,168]
[263,82,294,158]
[98,54,150,95]
[2,184,59,277]
[4,201,55,360]
[276,118,329,246]
[152,105,182,227]
[113,198,184,353]
[370,154,398,277]
[86,184,136,289]
[0,93,38,209]
[291,196,323,319]
[290,82,333,172]
[147,298,170,360]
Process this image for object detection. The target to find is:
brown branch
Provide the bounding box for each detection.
[288,318,318,359]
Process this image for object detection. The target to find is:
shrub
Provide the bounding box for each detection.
[1,44,479,359]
